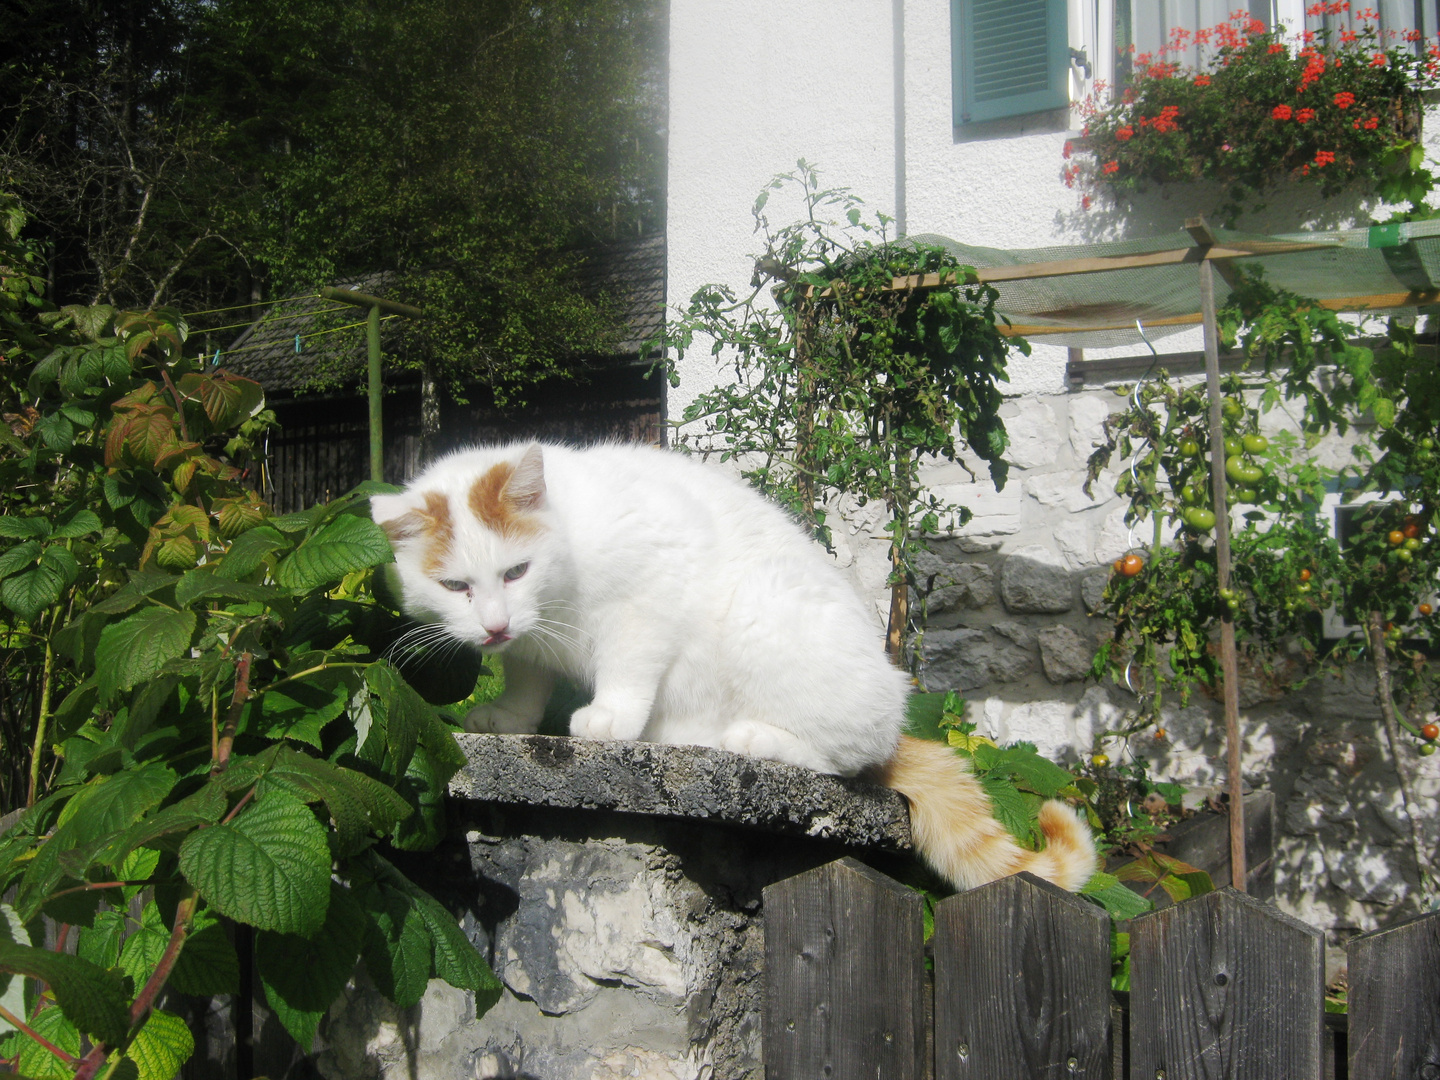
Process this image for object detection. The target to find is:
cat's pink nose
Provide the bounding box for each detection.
[482,618,510,636]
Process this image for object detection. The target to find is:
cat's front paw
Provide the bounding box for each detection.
[463,702,542,734]
[569,702,646,742]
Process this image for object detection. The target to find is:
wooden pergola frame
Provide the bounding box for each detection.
[807,217,1423,892]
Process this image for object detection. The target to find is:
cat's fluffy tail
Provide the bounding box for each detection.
[874,734,1098,893]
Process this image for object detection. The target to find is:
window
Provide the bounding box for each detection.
[1115,1,1272,82]
[952,0,1071,126]
[1306,1,1439,48]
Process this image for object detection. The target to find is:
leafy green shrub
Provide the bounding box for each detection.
[0,195,496,1078]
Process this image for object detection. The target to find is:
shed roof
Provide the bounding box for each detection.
[215,233,666,395]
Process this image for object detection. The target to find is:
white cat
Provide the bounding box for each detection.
[370,442,1096,892]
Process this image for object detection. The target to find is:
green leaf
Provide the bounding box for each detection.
[118,901,170,989]
[358,880,432,1008]
[112,676,179,748]
[2,554,72,621]
[0,538,42,576]
[902,692,950,742]
[0,517,50,539]
[215,525,289,580]
[1083,877,1152,921]
[14,1003,80,1079]
[55,764,179,846]
[178,788,331,936]
[256,883,366,1048]
[980,775,1039,846]
[246,676,351,748]
[364,663,423,778]
[175,568,284,609]
[0,940,130,1047]
[124,1008,194,1080]
[258,749,411,855]
[364,854,499,1010]
[52,509,102,539]
[95,607,197,704]
[103,782,226,867]
[169,907,239,997]
[276,514,393,590]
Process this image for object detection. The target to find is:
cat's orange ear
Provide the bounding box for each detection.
[507,444,547,511]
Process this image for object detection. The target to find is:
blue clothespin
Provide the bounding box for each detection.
[211,347,221,368]
[295,334,302,354]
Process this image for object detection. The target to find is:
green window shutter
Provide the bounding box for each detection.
[952,0,1070,127]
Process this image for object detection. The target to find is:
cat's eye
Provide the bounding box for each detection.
[503,562,529,583]
[439,579,470,593]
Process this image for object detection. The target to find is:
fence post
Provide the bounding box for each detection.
[1348,909,1440,1079]
[1128,887,1324,1079]
[762,856,925,1079]
[931,871,1111,1079]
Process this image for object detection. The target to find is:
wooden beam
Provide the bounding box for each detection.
[996,290,1440,337]
[802,238,1339,299]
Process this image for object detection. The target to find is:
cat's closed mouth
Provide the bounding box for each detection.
[482,632,513,647]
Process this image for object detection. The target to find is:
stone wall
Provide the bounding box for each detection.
[313,735,915,1080]
[826,384,1440,971]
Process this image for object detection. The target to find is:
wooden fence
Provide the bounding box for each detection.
[763,858,1439,1080]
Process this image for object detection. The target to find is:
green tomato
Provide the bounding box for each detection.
[1181,484,1202,504]
[1222,398,1245,420]
[1422,437,1435,451]
[1297,581,1312,594]
[1238,464,1265,485]
[1189,507,1217,531]
[1237,488,1259,503]
[1420,743,1438,757]
[1405,537,1423,551]
[1224,436,1244,457]
[1399,549,1415,563]
[1179,439,1201,457]
[1225,455,1250,482]
[1242,434,1269,454]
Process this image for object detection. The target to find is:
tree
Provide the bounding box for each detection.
[2,0,666,404]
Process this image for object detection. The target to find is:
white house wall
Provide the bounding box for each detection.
[667,0,1440,972]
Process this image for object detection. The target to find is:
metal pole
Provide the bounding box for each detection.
[367,303,383,483]
[1198,255,1248,893]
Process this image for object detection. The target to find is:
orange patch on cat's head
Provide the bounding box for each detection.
[468,455,544,539]
[377,491,454,575]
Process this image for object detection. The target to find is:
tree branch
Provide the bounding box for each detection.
[211,651,252,776]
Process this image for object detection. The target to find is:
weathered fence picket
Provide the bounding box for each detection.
[764,858,1439,1079]
[1128,888,1324,1079]
[1348,909,1440,1079]
[933,872,1112,1079]
[762,856,926,1079]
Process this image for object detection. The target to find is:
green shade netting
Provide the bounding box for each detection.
[909,218,1440,348]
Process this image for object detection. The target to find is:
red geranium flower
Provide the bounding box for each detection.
[1272,104,1293,120]
[1363,116,1380,129]
[1194,74,1212,86]
[1315,150,1336,166]
[1115,127,1134,141]
[1334,91,1356,108]
[1296,108,1316,123]
[1103,160,1120,174]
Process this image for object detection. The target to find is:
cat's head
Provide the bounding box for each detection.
[370,443,562,653]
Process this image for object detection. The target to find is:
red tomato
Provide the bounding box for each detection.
[1121,554,1144,577]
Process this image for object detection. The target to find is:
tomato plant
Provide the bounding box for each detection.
[1084,265,1440,893]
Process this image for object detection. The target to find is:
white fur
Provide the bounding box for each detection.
[370,442,908,776]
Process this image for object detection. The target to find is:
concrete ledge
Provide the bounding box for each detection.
[450,733,913,851]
